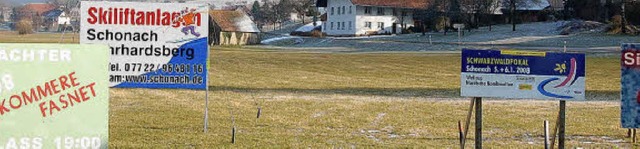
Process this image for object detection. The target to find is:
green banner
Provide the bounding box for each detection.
[0,44,109,149]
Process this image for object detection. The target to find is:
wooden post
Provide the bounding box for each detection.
[628,129,632,138]
[459,121,464,149]
[558,100,566,149]
[232,126,237,144]
[634,129,637,143]
[544,120,550,149]
[462,98,476,148]
[475,97,482,149]
[550,112,560,149]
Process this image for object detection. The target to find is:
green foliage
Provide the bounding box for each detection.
[251,1,261,20]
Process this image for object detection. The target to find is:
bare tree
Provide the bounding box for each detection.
[274,0,293,29]
[291,0,314,24]
[502,0,541,31]
[483,0,500,31]
[460,0,498,31]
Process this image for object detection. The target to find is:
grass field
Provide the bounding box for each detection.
[109,48,627,148]
[0,33,630,148]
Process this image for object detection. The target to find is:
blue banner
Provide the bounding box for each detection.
[621,43,640,128]
[461,49,586,100]
[461,49,586,76]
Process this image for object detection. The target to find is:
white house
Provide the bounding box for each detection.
[316,0,429,36]
[43,9,71,32]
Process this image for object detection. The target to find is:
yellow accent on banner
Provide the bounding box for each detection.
[519,84,533,90]
[501,50,546,57]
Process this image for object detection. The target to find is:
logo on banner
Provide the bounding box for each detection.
[178,8,201,37]
[537,58,579,99]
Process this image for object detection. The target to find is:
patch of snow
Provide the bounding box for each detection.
[332,34,397,40]
[294,21,322,32]
[261,36,302,44]
[470,35,566,45]
[367,130,381,133]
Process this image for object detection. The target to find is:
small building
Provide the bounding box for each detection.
[16,3,56,20]
[0,6,12,23]
[316,0,430,36]
[15,3,56,31]
[209,10,261,46]
[497,0,551,22]
[43,9,71,32]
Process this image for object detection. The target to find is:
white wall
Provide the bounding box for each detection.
[323,0,356,36]
[57,12,70,25]
[323,0,416,36]
[354,6,415,35]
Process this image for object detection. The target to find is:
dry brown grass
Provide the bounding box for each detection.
[0,32,628,148]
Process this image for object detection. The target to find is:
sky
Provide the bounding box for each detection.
[1,0,252,7]
[3,0,46,6]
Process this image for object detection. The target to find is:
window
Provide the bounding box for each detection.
[342,22,346,30]
[378,22,384,30]
[364,7,372,14]
[365,22,372,29]
[338,6,342,15]
[401,11,407,16]
[392,8,397,16]
[338,22,341,30]
[349,6,352,14]
[331,22,334,30]
[348,21,352,30]
[331,7,334,15]
[342,6,345,15]
[377,8,385,15]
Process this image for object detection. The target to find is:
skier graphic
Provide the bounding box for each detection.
[179,8,201,37]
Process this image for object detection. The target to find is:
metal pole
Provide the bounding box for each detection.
[558,100,566,149]
[458,28,462,45]
[563,41,567,53]
[204,83,209,133]
[475,97,482,149]
[545,120,550,149]
[204,46,210,133]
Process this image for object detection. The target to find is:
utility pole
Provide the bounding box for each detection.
[563,0,569,20]
[622,0,627,34]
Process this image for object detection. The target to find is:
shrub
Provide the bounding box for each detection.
[310,30,324,38]
[16,20,33,35]
[435,16,450,32]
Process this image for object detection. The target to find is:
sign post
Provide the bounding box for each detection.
[80,1,210,132]
[454,24,465,45]
[474,97,482,149]
[0,44,110,148]
[461,49,585,148]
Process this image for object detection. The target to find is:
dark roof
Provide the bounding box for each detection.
[316,0,431,9]
[209,10,260,33]
[43,9,64,18]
